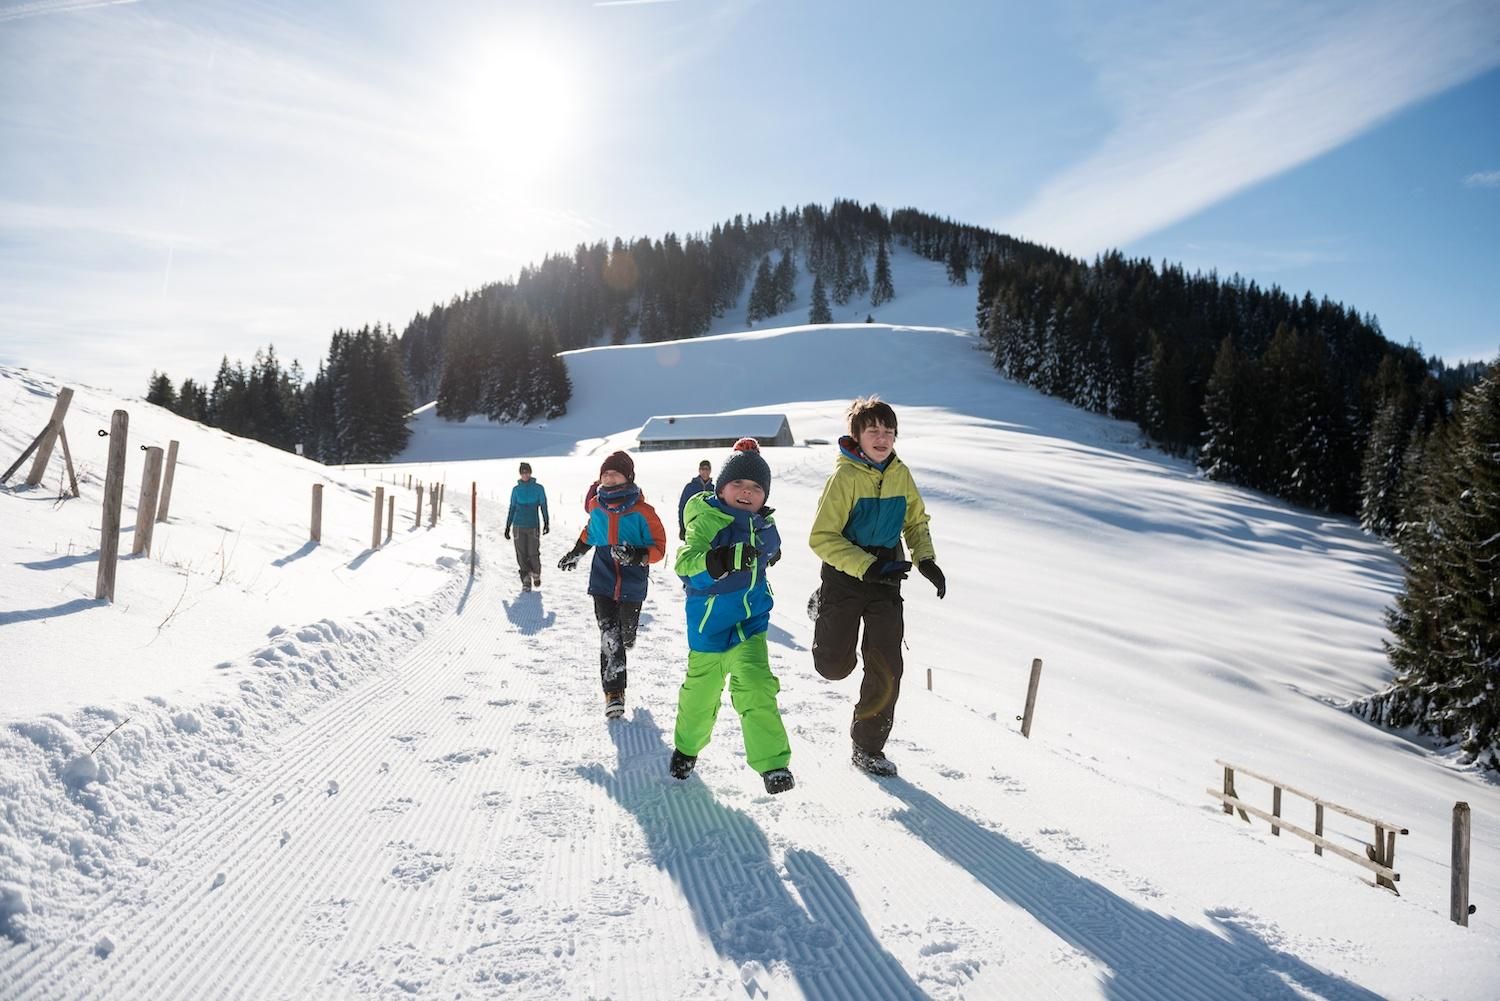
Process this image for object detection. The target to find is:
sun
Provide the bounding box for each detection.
[455,34,583,180]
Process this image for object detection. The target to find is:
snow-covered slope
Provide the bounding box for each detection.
[2,254,1497,998]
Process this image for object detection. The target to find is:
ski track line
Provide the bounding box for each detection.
[2,567,497,999]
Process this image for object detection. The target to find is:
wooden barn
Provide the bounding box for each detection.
[637,413,795,452]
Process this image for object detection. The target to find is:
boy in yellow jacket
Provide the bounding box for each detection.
[808,396,946,776]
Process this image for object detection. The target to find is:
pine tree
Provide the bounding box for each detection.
[1358,393,1408,536]
[1363,369,1500,769]
[975,252,1002,334]
[146,371,176,409]
[832,244,853,306]
[772,251,797,314]
[1198,336,1252,484]
[946,237,969,285]
[809,275,832,324]
[870,240,894,307]
[745,256,774,325]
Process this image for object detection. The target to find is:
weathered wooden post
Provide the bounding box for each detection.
[131,446,164,556]
[428,483,438,527]
[1272,786,1283,836]
[155,440,181,522]
[470,481,477,573]
[311,484,323,543]
[414,484,422,529]
[1314,803,1325,856]
[1453,802,1473,926]
[1019,657,1044,738]
[926,667,932,691]
[57,426,79,497]
[95,411,129,601]
[24,387,73,486]
[386,495,395,544]
[372,486,385,550]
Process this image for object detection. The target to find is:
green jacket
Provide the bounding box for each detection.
[808,436,935,578]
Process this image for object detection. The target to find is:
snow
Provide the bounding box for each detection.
[1,247,1497,998]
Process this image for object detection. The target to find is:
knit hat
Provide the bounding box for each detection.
[715,438,771,500]
[599,450,635,482]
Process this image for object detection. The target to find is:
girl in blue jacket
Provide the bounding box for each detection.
[558,451,666,719]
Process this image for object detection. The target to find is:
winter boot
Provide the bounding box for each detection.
[669,749,697,780]
[761,767,796,795]
[520,572,531,592]
[532,573,541,589]
[604,693,625,720]
[851,744,897,777]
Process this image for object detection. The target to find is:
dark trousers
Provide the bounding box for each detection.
[593,595,642,695]
[811,565,904,754]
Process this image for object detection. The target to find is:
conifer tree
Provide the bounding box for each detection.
[773,251,797,314]
[746,255,774,325]
[809,275,832,324]
[975,252,1002,333]
[946,237,969,285]
[1199,336,1253,484]
[870,239,894,306]
[146,371,176,409]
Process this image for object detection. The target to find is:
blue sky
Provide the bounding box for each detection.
[1,0,1497,393]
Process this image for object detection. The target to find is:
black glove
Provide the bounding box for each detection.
[704,543,759,580]
[543,524,550,535]
[862,559,911,584]
[610,544,650,566]
[766,549,781,568]
[558,541,587,571]
[918,559,946,599]
[679,527,687,542]
[504,527,512,540]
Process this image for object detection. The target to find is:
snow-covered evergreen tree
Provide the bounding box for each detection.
[809,274,832,324]
[870,240,894,307]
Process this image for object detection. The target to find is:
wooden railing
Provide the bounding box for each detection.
[1209,760,1407,892]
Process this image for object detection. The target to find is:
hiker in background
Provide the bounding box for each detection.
[504,461,549,591]
[677,459,714,541]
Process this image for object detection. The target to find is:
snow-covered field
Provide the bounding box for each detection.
[2,251,1497,998]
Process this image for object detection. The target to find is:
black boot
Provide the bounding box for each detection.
[761,768,795,794]
[669,749,697,780]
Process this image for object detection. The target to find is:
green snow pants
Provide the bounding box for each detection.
[672,632,791,773]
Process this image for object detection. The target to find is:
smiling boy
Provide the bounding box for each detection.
[808,396,946,776]
[670,438,794,794]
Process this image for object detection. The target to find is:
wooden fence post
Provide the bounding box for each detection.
[386,494,395,544]
[470,481,477,573]
[1452,802,1473,926]
[25,387,73,486]
[414,484,422,529]
[1272,786,1282,836]
[1019,657,1044,738]
[131,446,164,556]
[95,411,129,601]
[57,426,79,497]
[1315,803,1325,855]
[372,486,385,550]
[428,483,437,527]
[155,440,180,522]
[926,667,932,691]
[311,484,323,543]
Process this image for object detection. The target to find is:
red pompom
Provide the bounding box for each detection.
[733,437,760,453]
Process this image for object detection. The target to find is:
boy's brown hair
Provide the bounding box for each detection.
[847,395,898,438]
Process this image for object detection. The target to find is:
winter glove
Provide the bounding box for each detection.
[704,543,759,580]
[504,526,512,540]
[679,527,687,542]
[558,540,588,571]
[766,549,781,568]
[862,559,911,584]
[918,559,946,599]
[543,524,550,535]
[610,544,650,566]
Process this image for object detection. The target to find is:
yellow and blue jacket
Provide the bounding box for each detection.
[808,436,935,579]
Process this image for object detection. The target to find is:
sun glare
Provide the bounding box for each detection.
[456,35,582,181]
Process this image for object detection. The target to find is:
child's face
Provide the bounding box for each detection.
[719,478,766,511]
[857,422,896,462]
[599,470,628,487]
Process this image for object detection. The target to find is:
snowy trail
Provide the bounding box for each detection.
[0,542,1473,999]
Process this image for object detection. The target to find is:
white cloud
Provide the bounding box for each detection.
[1463,170,1500,187]
[1003,0,1500,256]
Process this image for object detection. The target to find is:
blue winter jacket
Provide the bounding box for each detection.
[506,479,549,531]
[678,476,714,535]
[577,483,666,603]
[675,494,780,653]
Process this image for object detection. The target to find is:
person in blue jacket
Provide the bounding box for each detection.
[504,462,550,592]
[557,451,666,719]
[669,438,793,794]
[676,459,714,541]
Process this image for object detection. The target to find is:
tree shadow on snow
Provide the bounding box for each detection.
[502,591,555,634]
[579,709,925,1000]
[880,779,1386,1001]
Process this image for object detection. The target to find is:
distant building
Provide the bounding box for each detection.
[637,413,795,452]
